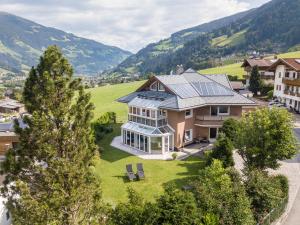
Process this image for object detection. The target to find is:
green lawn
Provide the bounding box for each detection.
[200,62,244,78]
[88,81,144,122]
[200,51,300,78]
[94,124,205,205]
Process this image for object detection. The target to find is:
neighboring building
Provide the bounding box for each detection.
[270,58,300,111]
[0,117,26,156]
[0,196,11,225]
[241,58,275,87]
[230,81,245,92]
[118,69,256,154]
[0,99,25,114]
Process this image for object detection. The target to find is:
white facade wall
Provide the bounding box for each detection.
[273,65,300,110]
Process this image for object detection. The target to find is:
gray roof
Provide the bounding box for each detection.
[118,69,256,111]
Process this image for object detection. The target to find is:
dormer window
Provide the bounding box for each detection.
[150,81,165,92]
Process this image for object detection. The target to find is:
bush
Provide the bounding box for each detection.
[267,90,274,99]
[172,152,177,160]
[244,169,289,222]
[209,133,234,168]
[219,118,239,145]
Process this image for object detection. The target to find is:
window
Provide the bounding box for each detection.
[184,129,193,143]
[211,106,218,116]
[185,109,193,118]
[150,81,158,91]
[150,81,165,91]
[294,72,297,78]
[218,106,229,115]
[158,83,165,91]
[278,72,281,78]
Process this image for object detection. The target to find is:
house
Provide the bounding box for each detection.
[0,196,11,225]
[241,58,275,87]
[117,69,256,154]
[269,58,300,111]
[0,99,25,114]
[0,117,26,156]
[230,81,245,92]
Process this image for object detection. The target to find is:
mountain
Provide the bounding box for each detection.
[113,0,300,76]
[0,12,131,75]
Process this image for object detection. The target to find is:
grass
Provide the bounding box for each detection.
[94,124,205,205]
[200,51,300,79]
[200,62,244,78]
[88,81,144,122]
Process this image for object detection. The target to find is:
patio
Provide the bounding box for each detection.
[111,136,212,160]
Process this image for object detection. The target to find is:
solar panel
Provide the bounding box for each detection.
[192,81,233,96]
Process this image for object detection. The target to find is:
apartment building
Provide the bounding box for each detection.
[118,69,256,154]
[270,58,300,111]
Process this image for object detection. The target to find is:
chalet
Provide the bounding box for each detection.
[0,99,25,114]
[241,58,275,87]
[117,69,256,154]
[269,58,300,111]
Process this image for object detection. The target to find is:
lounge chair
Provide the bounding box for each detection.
[126,164,136,181]
[136,163,145,180]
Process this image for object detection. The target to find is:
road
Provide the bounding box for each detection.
[282,128,300,225]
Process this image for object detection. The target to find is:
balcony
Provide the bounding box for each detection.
[284,90,297,96]
[194,115,240,127]
[283,78,300,87]
[196,115,240,121]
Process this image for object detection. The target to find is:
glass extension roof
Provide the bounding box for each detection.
[122,122,174,136]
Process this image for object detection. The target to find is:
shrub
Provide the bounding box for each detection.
[219,118,239,146]
[267,90,274,99]
[244,169,289,222]
[209,133,234,168]
[172,152,177,160]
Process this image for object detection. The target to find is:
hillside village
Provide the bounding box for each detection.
[0,0,299,225]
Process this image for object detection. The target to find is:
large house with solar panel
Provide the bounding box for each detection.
[117,69,256,155]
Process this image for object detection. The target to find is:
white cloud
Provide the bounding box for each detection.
[0,0,270,52]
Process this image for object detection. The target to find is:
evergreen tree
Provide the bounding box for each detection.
[210,133,234,168]
[1,46,104,225]
[249,66,261,95]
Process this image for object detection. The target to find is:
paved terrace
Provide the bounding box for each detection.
[111,136,213,160]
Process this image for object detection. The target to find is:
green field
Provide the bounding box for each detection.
[200,51,300,78]
[88,81,144,122]
[200,62,244,78]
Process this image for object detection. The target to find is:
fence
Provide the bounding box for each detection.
[258,197,288,225]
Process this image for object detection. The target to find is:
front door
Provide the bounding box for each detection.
[209,128,218,140]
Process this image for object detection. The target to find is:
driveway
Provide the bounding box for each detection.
[280,128,300,225]
[233,127,300,225]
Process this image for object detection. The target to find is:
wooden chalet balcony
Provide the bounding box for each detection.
[283,78,300,87]
[283,90,298,96]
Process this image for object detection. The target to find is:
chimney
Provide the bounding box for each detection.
[175,64,184,75]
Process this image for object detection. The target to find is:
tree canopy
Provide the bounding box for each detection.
[237,107,297,170]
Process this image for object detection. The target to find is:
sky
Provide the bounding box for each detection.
[0,0,270,53]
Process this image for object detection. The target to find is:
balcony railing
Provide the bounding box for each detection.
[196,115,240,121]
[284,90,298,96]
[283,78,300,86]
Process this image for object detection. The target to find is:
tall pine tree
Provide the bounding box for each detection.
[1,46,104,225]
[249,65,262,95]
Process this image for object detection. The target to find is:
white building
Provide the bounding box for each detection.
[270,58,300,111]
[0,196,11,225]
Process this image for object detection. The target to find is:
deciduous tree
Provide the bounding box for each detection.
[237,108,297,170]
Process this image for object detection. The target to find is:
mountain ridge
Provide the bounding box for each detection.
[112,0,300,76]
[0,11,132,75]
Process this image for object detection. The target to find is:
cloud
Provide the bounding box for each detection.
[0,0,270,52]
